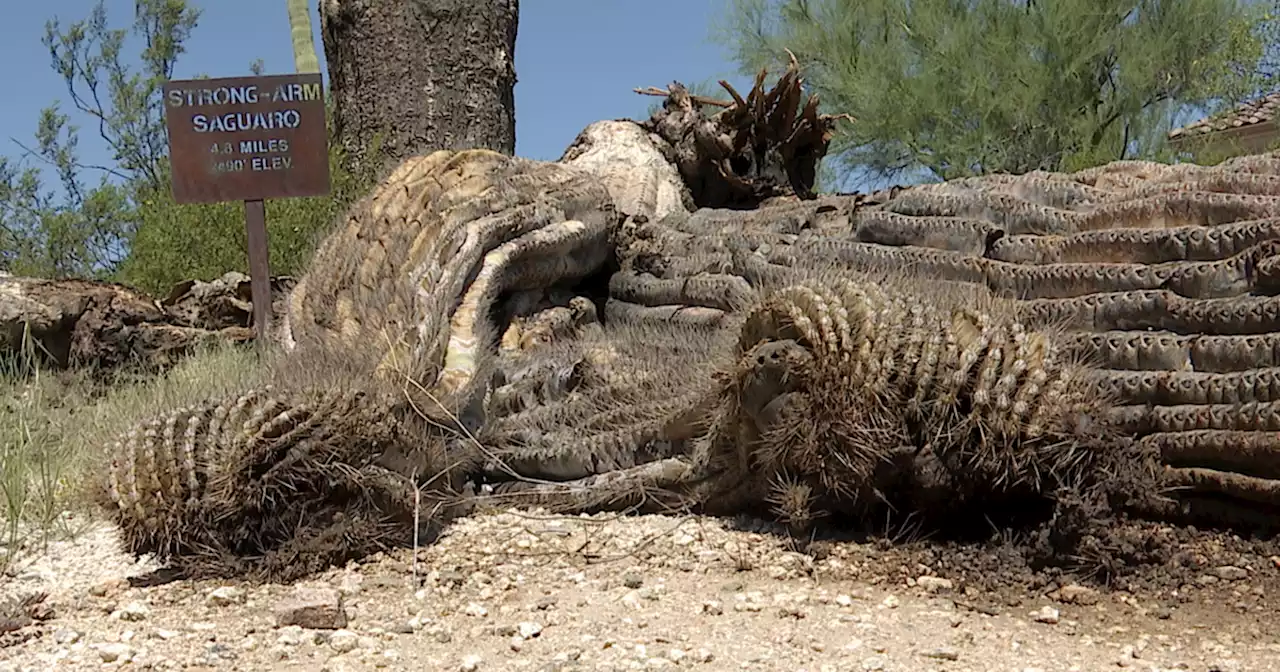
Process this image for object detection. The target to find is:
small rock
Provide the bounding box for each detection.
[88,578,127,597]
[622,590,644,610]
[862,654,888,671]
[207,586,246,607]
[274,586,347,630]
[96,643,135,663]
[693,648,715,663]
[1032,605,1060,624]
[517,621,543,639]
[1214,566,1248,581]
[116,601,149,621]
[329,629,359,653]
[464,602,489,617]
[206,642,237,662]
[460,654,483,671]
[917,576,953,593]
[923,647,959,661]
[53,628,81,645]
[623,574,644,589]
[1055,584,1099,606]
[701,600,724,615]
[337,573,364,596]
[276,625,305,646]
[428,625,453,643]
[881,595,900,609]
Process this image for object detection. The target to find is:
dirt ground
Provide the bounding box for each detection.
[2,508,1279,672]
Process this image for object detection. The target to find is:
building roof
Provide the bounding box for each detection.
[1168,93,1280,141]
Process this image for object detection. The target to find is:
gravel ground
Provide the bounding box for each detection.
[2,508,1279,671]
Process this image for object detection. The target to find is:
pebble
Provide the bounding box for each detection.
[517,621,543,639]
[115,601,149,621]
[1055,584,1099,606]
[207,586,245,606]
[1213,566,1248,581]
[924,646,960,661]
[274,586,347,630]
[96,643,135,663]
[459,654,483,671]
[276,626,305,646]
[1032,606,1060,624]
[328,629,359,653]
[916,576,953,593]
[622,590,644,610]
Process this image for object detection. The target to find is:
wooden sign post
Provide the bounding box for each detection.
[161,73,331,341]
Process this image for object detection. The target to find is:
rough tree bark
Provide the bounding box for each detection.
[318,0,518,172]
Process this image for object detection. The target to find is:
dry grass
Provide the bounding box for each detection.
[0,332,265,573]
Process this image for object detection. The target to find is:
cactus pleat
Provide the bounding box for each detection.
[96,126,1280,580]
[284,149,615,416]
[598,149,1280,530]
[669,273,1125,526]
[97,386,445,580]
[990,219,1280,265]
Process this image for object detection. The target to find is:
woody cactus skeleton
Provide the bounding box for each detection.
[96,63,1280,580]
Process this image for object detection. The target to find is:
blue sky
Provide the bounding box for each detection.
[1,0,750,187]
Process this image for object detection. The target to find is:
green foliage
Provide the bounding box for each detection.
[0,0,374,294]
[120,122,378,296]
[0,329,263,571]
[715,0,1271,182]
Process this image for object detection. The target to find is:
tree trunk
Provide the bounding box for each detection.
[318,0,518,172]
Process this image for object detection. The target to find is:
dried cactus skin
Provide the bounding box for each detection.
[95,117,1280,577]
[990,219,1280,265]
[282,149,617,421]
[96,386,460,580]
[844,153,1280,527]
[1063,331,1280,372]
[95,149,628,579]
[664,271,1135,530]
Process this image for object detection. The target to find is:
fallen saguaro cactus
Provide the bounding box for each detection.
[92,59,1280,582]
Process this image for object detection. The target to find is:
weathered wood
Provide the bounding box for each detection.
[0,272,291,371]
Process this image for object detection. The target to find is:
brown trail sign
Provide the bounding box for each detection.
[162,73,330,340]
